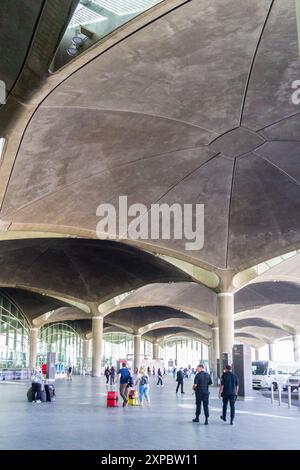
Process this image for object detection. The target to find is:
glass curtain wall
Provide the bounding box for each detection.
[37,322,83,374]
[0,291,30,369]
[160,337,208,369]
[102,333,153,367]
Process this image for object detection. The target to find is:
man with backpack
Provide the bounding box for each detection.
[117,362,133,407]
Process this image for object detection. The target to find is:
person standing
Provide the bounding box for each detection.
[67,365,73,381]
[176,368,184,394]
[110,366,116,385]
[104,367,110,385]
[156,368,163,386]
[219,364,239,425]
[31,368,43,403]
[117,362,132,407]
[192,364,212,424]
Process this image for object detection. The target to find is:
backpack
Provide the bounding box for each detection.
[140,375,148,386]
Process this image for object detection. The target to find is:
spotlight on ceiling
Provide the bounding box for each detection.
[67,46,79,57]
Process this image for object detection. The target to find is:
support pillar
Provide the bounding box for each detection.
[211,326,219,381]
[217,293,234,365]
[82,339,89,374]
[153,342,159,360]
[293,334,300,362]
[29,328,38,369]
[133,334,141,371]
[255,348,260,361]
[92,316,103,377]
[268,342,276,361]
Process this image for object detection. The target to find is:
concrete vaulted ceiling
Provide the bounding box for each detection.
[0,0,299,275]
[0,238,191,304]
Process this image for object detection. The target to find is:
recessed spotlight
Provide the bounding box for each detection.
[67,46,78,57]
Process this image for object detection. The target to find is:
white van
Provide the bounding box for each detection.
[252,361,300,390]
[286,369,300,392]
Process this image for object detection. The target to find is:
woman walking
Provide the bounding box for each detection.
[136,367,150,406]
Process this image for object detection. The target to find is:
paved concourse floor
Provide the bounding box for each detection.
[0,375,299,450]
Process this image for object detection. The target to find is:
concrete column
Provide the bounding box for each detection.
[200,343,204,362]
[255,348,260,361]
[82,339,88,374]
[293,334,300,362]
[134,334,141,371]
[92,316,103,377]
[29,328,38,369]
[217,293,234,365]
[153,342,159,360]
[268,342,276,361]
[211,326,219,378]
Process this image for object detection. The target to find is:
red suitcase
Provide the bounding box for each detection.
[107,390,118,407]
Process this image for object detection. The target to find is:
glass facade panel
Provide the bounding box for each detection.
[51,0,164,71]
[37,322,83,375]
[160,337,208,369]
[0,291,30,369]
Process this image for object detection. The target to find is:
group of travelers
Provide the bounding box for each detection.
[117,362,150,407]
[30,368,56,403]
[104,366,117,385]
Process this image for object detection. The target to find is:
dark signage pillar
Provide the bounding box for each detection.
[233,344,252,397]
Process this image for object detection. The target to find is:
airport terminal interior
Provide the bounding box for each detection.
[1,0,300,451]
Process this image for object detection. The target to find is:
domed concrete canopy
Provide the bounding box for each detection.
[2,287,65,324]
[0,238,191,302]
[1,0,300,273]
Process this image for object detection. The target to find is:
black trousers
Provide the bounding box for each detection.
[32,382,41,401]
[105,375,109,384]
[157,376,163,385]
[195,392,209,419]
[222,394,236,421]
[176,380,184,393]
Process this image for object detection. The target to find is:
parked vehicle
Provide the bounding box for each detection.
[286,369,300,392]
[252,361,300,390]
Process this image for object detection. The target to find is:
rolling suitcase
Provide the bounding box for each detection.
[107,390,118,407]
[27,387,33,402]
[40,389,47,402]
[128,389,139,406]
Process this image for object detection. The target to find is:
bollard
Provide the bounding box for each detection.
[288,385,292,409]
[278,385,282,406]
[271,383,274,404]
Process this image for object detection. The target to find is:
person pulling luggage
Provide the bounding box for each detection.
[192,364,212,425]
[117,363,133,407]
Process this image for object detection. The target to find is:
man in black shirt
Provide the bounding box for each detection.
[192,364,212,425]
[176,368,184,394]
[219,364,239,425]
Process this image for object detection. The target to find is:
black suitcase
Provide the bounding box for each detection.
[27,387,33,402]
[40,389,46,402]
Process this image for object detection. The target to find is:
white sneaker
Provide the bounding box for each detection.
[32,401,36,403]
[36,400,41,403]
